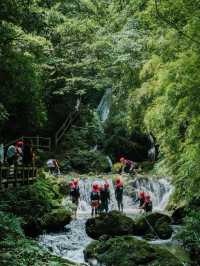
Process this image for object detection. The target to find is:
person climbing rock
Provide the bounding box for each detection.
[120,157,136,174]
[141,194,153,213]
[100,181,110,213]
[90,183,100,217]
[115,177,124,212]
[70,178,80,219]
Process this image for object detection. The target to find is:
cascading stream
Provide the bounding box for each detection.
[39,176,173,264]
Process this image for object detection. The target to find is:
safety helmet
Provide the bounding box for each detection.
[73,178,78,186]
[139,191,145,198]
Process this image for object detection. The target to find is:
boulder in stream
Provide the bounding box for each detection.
[85,211,135,239]
[41,208,72,232]
[84,236,182,266]
[134,212,173,240]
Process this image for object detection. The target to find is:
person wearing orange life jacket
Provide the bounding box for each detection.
[70,178,80,219]
[90,183,100,217]
[100,181,110,214]
[115,177,124,212]
[141,194,153,213]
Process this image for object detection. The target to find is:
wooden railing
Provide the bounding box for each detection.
[5,136,51,151]
[0,166,38,190]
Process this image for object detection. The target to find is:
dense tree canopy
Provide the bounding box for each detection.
[1,0,200,198]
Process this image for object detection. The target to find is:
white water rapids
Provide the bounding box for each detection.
[39,176,173,264]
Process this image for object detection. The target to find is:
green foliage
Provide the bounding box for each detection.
[0,211,24,241]
[177,211,200,265]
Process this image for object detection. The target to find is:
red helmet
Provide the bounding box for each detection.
[145,195,151,202]
[92,183,99,192]
[73,178,78,186]
[116,177,123,188]
[139,192,145,198]
[116,177,121,183]
[16,141,23,147]
[69,180,74,188]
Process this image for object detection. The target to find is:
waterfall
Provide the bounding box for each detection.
[78,178,117,213]
[97,88,112,123]
[129,176,173,211]
[39,176,173,264]
[147,134,156,161]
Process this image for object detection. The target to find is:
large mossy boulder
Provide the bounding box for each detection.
[84,236,182,266]
[85,211,135,239]
[172,206,187,224]
[41,208,72,232]
[134,212,173,240]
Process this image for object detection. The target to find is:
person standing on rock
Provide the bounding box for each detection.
[90,183,100,217]
[71,178,80,219]
[115,177,124,212]
[100,181,110,214]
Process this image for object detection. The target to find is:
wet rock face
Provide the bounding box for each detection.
[134,212,173,240]
[84,236,182,266]
[85,211,135,239]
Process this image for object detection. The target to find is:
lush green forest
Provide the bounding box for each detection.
[0,0,200,265]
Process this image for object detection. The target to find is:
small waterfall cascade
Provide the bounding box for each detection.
[129,176,173,211]
[78,178,117,213]
[39,176,173,264]
[97,88,112,123]
[39,218,91,264]
[147,134,156,161]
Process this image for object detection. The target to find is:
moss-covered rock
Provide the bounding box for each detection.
[85,211,135,239]
[0,174,73,236]
[134,212,173,240]
[41,208,72,232]
[84,236,182,266]
[0,211,80,266]
[172,206,187,224]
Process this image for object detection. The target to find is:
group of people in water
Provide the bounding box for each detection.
[68,177,153,218]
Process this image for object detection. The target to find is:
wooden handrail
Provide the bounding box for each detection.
[0,166,38,190]
[5,136,51,151]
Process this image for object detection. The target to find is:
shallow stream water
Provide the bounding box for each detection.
[39,176,175,264]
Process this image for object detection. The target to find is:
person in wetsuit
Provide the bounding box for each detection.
[90,183,100,217]
[115,177,124,212]
[70,178,80,218]
[141,194,153,213]
[100,181,110,213]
